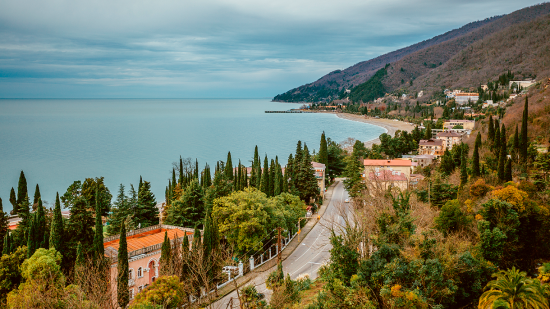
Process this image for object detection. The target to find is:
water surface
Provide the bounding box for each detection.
[0,99,385,211]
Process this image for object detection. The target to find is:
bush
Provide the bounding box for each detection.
[435,200,469,236]
[129,276,186,309]
[470,179,491,197]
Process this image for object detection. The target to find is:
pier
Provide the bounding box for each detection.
[264,110,311,113]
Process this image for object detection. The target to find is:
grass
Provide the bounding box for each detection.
[292,279,325,308]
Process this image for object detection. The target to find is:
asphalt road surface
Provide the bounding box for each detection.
[214,180,350,308]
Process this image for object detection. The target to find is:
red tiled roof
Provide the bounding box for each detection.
[364,159,412,167]
[104,228,192,253]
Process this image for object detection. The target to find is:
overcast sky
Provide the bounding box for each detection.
[0,0,543,98]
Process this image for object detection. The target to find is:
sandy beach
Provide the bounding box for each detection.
[334,113,416,148]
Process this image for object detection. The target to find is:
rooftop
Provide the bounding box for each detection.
[311,161,326,169]
[364,159,413,167]
[436,131,462,137]
[419,139,444,146]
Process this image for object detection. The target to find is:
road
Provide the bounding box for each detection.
[214,180,350,308]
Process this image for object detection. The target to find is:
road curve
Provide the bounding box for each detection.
[214,181,350,308]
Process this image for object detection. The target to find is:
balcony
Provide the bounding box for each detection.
[129,278,135,287]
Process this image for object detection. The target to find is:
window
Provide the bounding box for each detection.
[129,269,134,280]
[138,286,143,293]
[137,267,143,278]
[129,289,134,300]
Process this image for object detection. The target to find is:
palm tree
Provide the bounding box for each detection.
[479,267,548,309]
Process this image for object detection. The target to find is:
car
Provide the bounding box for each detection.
[344,198,349,203]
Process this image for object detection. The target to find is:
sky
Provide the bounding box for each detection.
[0,0,544,98]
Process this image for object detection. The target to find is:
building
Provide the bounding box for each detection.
[104,224,194,303]
[443,119,475,130]
[509,80,536,89]
[436,131,462,150]
[311,161,326,197]
[363,159,413,192]
[418,139,445,156]
[413,154,437,168]
[454,93,479,104]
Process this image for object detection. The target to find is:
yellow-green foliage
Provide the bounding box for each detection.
[491,185,529,212]
[129,276,186,309]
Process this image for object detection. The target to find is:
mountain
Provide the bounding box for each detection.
[274,3,550,103]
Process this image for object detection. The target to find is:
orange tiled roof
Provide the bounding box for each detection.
[104,228,191,253]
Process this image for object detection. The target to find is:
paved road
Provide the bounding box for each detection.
[214,181,350,308]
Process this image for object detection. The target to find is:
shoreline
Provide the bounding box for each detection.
[333,113,416,148]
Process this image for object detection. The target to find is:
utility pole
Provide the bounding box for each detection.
[277,227,282,264]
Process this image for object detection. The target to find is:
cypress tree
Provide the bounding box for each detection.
[181,234,190,278]
[49,192,64,252]
[138,176,143,194]
[494,123,500,153]
[2,234,9,256]
[472,142,480,178]
[192,226,201,252]
[172,168,177,194]
[195,159,199,180]
[424,122,432,140]
[225,152,233,181]
[94,186,104,260]
[68,196,94,250]
[460,148,468,187]
[159,231,171,276]
[255,158,262,188]
[204,164,212,187]
[513,124,519,162]
[260,156,269,195]
[16,171,28,210]
[488,116,494,142]
[475,132,482,150]
[27,214,36,258]
[117,222,129,308]
[35,198,46,249]
[505,158,513,181]
[0,198,7,255]
[179,157,184,185]
[319,132,328,167]
[269,159,276,197]
[75,242,84,268]
[9,188,16,215]
[498,124,507,181]
[33,184,41,205]
[520,97,529,162]
[274,165,282,196]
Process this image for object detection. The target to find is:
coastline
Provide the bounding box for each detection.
[333,113,416,148]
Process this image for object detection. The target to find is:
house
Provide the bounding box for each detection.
[454,93,479,104]
[413,154,437,168]
[443,119,475,130]
[436,131,462,150]
[311,162,326,197]
[418,139,445,157]
[104,225,195,303]
[509,80,536,89]
[363,160,413,192]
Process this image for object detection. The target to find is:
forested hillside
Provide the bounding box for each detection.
[274,3,550,103]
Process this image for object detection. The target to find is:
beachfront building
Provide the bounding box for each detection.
[443,119,475,130]
[454,93,479,104]
[418,139,445,157]
[311,161,326,198]
[104,224,194,304]
[363,159,413,192]
[436,131,462,151]
[413,154,437,168]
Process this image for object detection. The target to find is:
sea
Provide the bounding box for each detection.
[0,99,385,212]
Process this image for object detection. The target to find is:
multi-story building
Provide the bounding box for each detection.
[454,93,479,104]
[363,159,413,191]
[436,131,462,150]
[311,161,326,197]
[104,225,195,303]
[418,139,445,156]
[443,119,475,130]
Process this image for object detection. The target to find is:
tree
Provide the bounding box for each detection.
[159,232,171,276]
[117,223,129,308]
[165,179,204,228]
[225,151,233,181]
[297,146,320,202]
[107,184,132,236]
[327,144,346,180]
[136,180,158,228]
[520,97,529,163]
[505,158,513,182]
[478,267,548,309]
[343,156,364,198]
[435,200,469,236]
[475,132,482,150]
[498,124,507,181]
[93,186,104,260]
[488,116,495,142]
[9,188,16,215]
[512,124,519,162]
[81,177,112,216]
[49,193,64,253]
[33,184,41,207]
[260,155,269,195]
[16,171,28,214]
[0,198,8,255]
[318,131,328,167]
[424,122,432,140]
[67,196,94,254]
[0,246,27,301]
[129,275,186,309]
[440,149,455,175]
[460,147,468,187]
[472,142,481,178]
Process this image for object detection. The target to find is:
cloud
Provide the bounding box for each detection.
[0,0,543,98]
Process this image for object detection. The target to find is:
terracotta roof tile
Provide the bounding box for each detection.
[104,228,192,253]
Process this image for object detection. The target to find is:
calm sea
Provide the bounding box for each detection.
[0,99,385,211]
